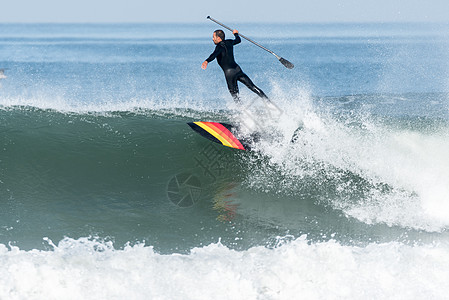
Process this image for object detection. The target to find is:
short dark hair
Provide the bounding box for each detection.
[214,29,225,40]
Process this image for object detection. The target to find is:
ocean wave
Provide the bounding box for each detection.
[1,100,449,236]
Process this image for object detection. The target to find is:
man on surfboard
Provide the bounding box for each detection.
[201,29,269,103]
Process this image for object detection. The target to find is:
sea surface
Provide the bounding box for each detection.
[1,22,449,299]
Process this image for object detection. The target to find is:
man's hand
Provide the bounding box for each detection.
[233,29,239,35]
[201,61,208,70]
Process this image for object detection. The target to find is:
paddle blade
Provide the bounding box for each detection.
[279,57,294,69]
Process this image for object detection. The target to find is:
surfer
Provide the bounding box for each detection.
[201,29,269,103]
[0,69,6,79]
[0,69,6,88]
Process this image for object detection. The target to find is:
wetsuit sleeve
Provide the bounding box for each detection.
[233,33,241,45]
[205,44,224,62]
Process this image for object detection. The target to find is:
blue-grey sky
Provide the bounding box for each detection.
[2,0,449,23]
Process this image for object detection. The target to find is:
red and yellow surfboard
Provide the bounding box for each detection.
[187,122,248,150]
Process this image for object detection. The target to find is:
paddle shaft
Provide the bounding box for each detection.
[207,16,282,60]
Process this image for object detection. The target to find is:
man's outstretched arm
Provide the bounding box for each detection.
[201,45,223,69]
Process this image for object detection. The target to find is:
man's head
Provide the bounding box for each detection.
[213,30,225,44]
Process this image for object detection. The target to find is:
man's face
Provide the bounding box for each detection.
[212,32,222,45]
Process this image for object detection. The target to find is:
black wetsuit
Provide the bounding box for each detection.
[205,33,268,103]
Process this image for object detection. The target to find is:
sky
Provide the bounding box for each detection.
[2,0,449,23]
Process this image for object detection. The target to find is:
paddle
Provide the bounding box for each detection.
[207,16,294,69]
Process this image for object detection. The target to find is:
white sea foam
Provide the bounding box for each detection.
[1,236,448,300]
[245,88,449,232]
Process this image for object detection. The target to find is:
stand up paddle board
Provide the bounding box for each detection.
[187,121,252,151]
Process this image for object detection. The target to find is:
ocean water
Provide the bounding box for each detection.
[1,22,449,299]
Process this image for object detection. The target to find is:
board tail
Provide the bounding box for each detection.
[187,122,248,150]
